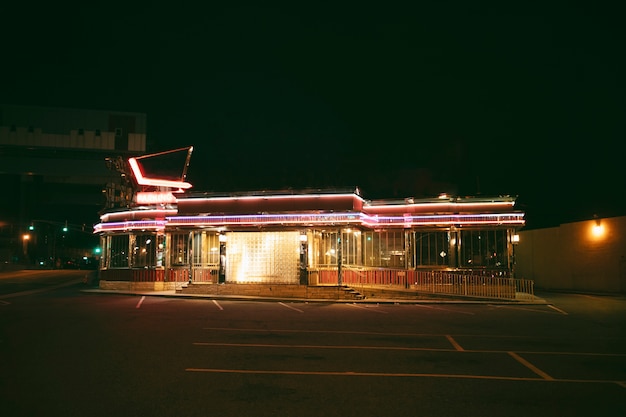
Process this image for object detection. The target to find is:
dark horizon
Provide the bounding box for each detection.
[2,4,624,229]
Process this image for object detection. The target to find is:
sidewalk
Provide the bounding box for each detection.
[81,287,548,305]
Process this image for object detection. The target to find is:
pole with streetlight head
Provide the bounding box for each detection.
[22,233,31,262]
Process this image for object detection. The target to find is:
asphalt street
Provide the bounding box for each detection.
[1,270,625,417]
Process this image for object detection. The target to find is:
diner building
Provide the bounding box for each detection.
[94,147,526,293]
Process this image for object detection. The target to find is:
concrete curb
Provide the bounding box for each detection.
[80,288,549,305]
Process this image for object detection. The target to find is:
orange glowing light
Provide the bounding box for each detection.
[592,223,605,238]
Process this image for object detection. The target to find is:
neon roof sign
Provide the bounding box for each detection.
[128,146,194,190]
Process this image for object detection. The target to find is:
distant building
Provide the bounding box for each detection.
[0,104,146,266]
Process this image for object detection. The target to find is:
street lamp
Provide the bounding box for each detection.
[22,233,31,258]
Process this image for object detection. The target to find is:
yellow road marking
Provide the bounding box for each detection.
[446,335,464,351]
[508,351,554,380]
[193,342,455,351]
[185,368,625,387]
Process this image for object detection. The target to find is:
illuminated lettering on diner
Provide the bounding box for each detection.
[136,191,177,205]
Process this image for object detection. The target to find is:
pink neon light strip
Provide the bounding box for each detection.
[167,213,362,226]
[166,212,523,227]
[100,209,178,223]
[362,213,524,226]
[128,158,192,189]
[93,220,167,233]
[177,193,365,203]
[94,212,524,233]
[364,201,515,212]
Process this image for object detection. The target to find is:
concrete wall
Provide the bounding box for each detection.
[516,216,626,293]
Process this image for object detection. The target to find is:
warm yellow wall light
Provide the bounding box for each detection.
[591,218,605,238]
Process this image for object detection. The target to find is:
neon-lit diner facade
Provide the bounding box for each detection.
[94,149,525,289]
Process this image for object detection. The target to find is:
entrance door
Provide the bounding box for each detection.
[191,231,220,282]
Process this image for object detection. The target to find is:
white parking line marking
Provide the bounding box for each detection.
[445,335,464,351]
[279,302,304,313]
[347,303,388,313]
[204,327,448,337]
[0,300,10,305]
[548,305,569,315]
[194,340,626,357]
[185,368,625,386]
[508,351,554,380]
[212,299,224,310]
[136,296,145,309]
[193,342,456,351]
[490,305,556,314]
[414,304,475,315]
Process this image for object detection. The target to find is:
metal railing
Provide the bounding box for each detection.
[310,267,535,301]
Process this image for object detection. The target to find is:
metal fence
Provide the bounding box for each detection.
[310,267,535,301]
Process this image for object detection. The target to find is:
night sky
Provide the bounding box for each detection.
[3,3,624,229]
